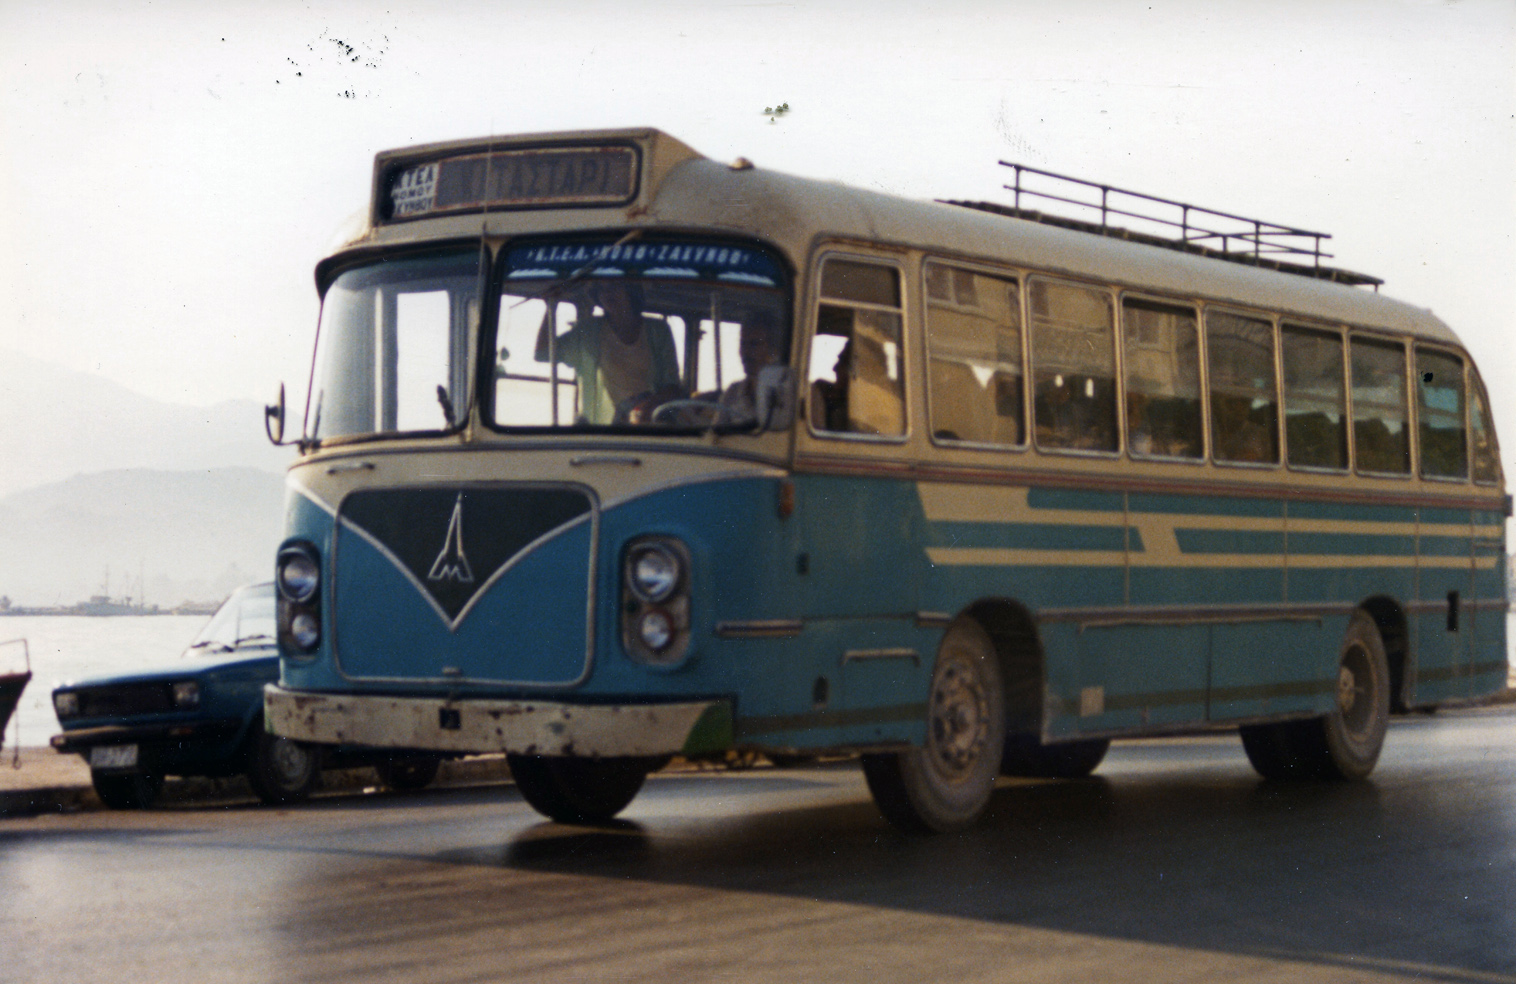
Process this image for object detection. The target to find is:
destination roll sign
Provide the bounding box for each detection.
[385,145,639,219]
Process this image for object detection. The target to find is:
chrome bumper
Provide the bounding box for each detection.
[264,685,732,757]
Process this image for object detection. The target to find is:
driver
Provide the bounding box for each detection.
[535,280,680,424]
[719,312,790,425]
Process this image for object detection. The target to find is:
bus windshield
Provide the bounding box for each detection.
[308,250,482,442]
[491,238,790,431]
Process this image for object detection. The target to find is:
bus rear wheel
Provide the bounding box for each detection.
[1240,610,1390,780]
[862,618,1005,834]
[506,755,657,823]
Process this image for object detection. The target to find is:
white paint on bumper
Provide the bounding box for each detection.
[264,684,731,757]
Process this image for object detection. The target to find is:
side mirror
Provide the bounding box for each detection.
[752,365,795,432]
[264,383,287,446]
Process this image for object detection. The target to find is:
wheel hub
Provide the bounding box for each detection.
[928,660,988,778]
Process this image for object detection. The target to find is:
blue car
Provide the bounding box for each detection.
[51,583,443,809]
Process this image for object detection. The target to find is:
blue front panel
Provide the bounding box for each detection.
[1415,506,1473,703]
[334,516,595,685]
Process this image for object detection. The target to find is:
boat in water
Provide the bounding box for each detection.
[1,639,31,747]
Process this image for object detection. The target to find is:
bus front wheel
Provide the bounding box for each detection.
[1240,611,1390,780]
[506,755,657,824]
[862,618,1005,834]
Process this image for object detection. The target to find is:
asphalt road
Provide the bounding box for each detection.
[3,708,1515,984]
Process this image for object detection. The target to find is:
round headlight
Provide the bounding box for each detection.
[278,549,320,603]
[638,609,674,652]
[171,681,201,709]
[54,692,79,719]
[629,545,681,603]
[290,611,321,650]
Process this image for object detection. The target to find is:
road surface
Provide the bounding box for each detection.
[3,707,1514,983]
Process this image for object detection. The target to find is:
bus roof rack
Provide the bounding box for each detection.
[941,161,1383,290]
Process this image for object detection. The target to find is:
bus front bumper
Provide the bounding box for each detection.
[264,684,733,758]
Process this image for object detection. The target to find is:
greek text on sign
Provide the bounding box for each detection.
[388,147,638,218]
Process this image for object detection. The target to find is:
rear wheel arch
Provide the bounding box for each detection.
[963,598,1044,736]
[1359,595,1410,712]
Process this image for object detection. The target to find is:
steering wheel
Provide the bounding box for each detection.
[650,399,735,427]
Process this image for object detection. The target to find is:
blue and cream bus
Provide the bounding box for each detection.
[265,128,1507,832]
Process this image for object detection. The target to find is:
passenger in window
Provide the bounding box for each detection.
[534,281,682,424]
[810,339,853,432]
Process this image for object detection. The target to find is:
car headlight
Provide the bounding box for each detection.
[171,681,200,709]
[53,692,79,719]
[289,611,321,650]
[622,537,691,665]
[277,541,322,655]
[628,544,682,603]
[638,609,675,652]
[277,546,320,603]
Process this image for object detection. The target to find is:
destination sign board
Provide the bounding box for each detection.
[385,145,639,219]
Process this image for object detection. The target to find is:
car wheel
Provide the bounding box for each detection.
[374,755,441,791]
[505,755,658,823]
[861,617,1005,833]
[246,727,321,804]
[1240,611,1390,781]
[91,770,163,810]
[1000,734,1110,778]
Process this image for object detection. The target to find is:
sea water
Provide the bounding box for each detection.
[4,613,1516,750]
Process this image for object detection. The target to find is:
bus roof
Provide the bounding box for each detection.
[339,127,1462,349]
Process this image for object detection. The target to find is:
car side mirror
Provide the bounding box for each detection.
[264,383,288,446]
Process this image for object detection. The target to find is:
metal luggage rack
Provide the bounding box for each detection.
[942,161,1382,289]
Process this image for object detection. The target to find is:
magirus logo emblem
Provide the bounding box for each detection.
[339,486,594,627]
[427,495,475,584]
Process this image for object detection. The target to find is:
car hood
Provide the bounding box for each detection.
[56,646,278,690]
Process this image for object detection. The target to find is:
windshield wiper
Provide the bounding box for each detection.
[437,385,456,428]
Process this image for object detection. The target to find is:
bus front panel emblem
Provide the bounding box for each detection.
[339,486,593,624]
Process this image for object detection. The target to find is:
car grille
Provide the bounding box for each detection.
[76,682,175,717]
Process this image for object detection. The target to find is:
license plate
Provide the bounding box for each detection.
[89,744,139,770]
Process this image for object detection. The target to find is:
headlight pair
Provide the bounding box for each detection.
[277,542,322,654]
[622,539,691,665]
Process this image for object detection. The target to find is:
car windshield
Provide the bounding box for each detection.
[189,584,277,654]
[491,238,791,431]
[308,250,483,442]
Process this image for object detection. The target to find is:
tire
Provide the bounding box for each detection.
[91,770,163,810]
[506,755,657,823]
[1000,734,1110,778]
[1240,610,1390,781]
[246,728,321,805]
[374,755,441,791]
[861,618,1006,834]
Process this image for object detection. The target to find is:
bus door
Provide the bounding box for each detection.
[796,253,926,718]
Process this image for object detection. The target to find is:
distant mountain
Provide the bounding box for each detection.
[0,347,293,498]
[0,468,285,607]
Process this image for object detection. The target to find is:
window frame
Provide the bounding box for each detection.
[1346,330,1413,480]
[922,257,1029,453]
[1279,320,1351,475]
[1119,291,1206,466]
[1201,303,1283,472]
[1026,274,1122,459]
[803,249,911,445]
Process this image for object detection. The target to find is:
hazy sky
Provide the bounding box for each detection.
[2,1,1512,445]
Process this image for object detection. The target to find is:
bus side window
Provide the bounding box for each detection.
[809,258,905,437]
[1030,279,1116,453]
[1350,337,1411,475]
[1282,325,1348,470]
[924,262,1023,446]
[1206,310,1279,465]
[1471,369,1501,485]
[1122,298,1202,460]
[1417,347,1468,480]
